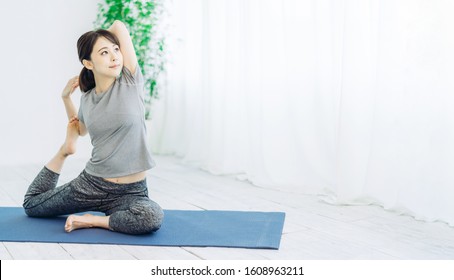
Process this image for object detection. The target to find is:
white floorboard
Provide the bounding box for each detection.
[119,245,201,260]
[59,244,137,260]
[3,242,73,260]
[1,155,454,260]
[0,243,13,260]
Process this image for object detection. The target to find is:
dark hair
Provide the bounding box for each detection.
[77,29,120,92]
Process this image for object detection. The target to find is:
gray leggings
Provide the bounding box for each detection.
[23,167,164,235]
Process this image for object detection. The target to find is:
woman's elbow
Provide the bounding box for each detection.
[111,20,127,31]
[78,127,88,136]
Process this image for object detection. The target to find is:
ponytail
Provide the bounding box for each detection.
[79,67,95,92]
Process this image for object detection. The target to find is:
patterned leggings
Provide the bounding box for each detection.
[23,167,164,235]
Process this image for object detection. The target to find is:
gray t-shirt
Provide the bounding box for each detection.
[78,65,155,178]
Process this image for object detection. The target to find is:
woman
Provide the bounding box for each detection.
[22,20,163,235]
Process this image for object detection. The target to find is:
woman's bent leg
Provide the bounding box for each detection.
[24,169,114,231]
[34,170,164,235]
[22,170,81,217]
[63,196,163,234]
[23,166,60,210]
[108,196,164,235]
[23,117,80,215]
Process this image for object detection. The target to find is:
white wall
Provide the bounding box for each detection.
[0,0,101,165]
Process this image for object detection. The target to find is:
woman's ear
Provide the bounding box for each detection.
[82,59,94,70]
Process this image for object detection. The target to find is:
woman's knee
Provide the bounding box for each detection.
[22,192,37,212]
[22,204,42,217]
[136,201,164,233]
[114,199,163,234]
[22,195,38,216]
[23,206,34,217]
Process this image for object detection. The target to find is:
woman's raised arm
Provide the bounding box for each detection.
[108,20,138,74]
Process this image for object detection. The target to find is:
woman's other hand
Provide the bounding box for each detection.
[62,76,79,99]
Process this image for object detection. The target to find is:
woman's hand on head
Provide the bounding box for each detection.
[62,76,79,99]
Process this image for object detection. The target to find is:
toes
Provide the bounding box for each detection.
[65,215,75,232]
[65,221,72,230]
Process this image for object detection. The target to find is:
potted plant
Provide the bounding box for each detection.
[94,0,165,120]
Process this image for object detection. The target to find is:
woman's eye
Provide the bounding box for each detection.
[114,47,120,52]
[101,51,108,55]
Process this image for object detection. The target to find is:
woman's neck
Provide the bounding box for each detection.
[94,75,116,94]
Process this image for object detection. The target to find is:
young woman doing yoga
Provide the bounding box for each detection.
[22,20,163,235]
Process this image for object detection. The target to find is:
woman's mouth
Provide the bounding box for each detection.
[109,64,121,69]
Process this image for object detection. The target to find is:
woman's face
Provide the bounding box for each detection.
[85,36,123,78]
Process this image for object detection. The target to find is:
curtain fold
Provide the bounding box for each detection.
[150,0,454,225]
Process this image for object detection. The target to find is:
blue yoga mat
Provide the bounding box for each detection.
[0,207,285,249]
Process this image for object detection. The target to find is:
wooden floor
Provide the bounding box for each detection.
[1,155,453,260]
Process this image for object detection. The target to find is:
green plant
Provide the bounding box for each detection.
[95,0,165,119]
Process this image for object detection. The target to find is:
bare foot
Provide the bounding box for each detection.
[65,214,94,232]
[61,117,79,157]
[65,214,110,233]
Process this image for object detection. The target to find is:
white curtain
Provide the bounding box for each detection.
[149,0,454,225]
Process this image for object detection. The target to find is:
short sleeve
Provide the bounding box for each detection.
[120,64,144,85]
